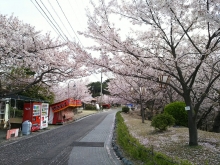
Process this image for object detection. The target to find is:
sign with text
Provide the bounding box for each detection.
[50,99,82,113]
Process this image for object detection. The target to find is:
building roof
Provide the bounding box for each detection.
[0,94,47,102]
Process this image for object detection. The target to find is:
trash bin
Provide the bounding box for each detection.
[22,120,32,135]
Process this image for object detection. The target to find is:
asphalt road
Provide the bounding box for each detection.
[0,111,117,165]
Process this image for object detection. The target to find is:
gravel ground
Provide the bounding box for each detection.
[121,112,220,165]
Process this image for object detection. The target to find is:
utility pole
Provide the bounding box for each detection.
[100,70,103,111]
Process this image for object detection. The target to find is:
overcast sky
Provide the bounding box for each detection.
[0,0,90,43]
[0,0,105,82]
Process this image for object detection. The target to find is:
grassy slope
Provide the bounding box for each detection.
[120,111,220,165]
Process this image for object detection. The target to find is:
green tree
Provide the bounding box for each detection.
[19,84,55,104]
[87,79,110,97]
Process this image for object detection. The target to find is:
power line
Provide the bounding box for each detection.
[39,0,68,41]
[68,0,84,30]
[48,0,74,41]
[31,0,61,37]
[32,0,66,41]
[56,0,83,46]
[31,0,86,46]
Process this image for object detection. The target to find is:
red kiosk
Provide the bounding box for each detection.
[102,104,111,109]
[48,98,82,124]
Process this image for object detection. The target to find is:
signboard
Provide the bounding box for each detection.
[51,100,68,112]
[50,99,82,113]
[33,105,40,116]
[96,104,100,110]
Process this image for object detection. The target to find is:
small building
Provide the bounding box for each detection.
[0,95,47,130]
[102,104,111,109]
[48,98,82,124]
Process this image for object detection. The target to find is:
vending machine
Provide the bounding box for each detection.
[23,102,41,131]
[40,103,49,129]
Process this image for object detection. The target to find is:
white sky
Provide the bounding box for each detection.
[0,0,106,82]
[0,0,89,43]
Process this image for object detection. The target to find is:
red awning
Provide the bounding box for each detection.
[50,98,82,113]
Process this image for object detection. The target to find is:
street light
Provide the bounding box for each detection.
[158,75,170,88]
[68,80,76,99]
[158,75,170,110]
[100,69,103,111]
[137,69,145,123]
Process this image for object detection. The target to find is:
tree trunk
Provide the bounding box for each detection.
[187,112,198,146]
[140,94,144,123]
[185,97,198,146]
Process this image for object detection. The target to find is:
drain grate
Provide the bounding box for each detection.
[71,142,104,147]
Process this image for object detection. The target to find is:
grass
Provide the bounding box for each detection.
[119,111,220,165]
[116,111,192,165]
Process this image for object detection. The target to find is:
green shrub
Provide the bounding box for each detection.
[122,106,129,113]
[151,113,175,131]
[10,107,23,117]
[164,101,188,127]
[84,104,96,110]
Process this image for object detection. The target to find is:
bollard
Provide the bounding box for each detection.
[19,127,22,137]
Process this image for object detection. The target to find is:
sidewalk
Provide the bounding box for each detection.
[68,111,122,165]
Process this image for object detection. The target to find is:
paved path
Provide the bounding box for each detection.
[68,111,121,165]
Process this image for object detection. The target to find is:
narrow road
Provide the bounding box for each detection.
[0,110,120,165]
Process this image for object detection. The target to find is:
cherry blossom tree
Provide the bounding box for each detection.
[51,78,92,103]
[77,0,220,146]
[0,14,88,97]
[108,72,172,121]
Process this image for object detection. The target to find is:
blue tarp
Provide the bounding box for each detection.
[126,103,133,108]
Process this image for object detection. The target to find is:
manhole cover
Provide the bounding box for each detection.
[71,142,104,147]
